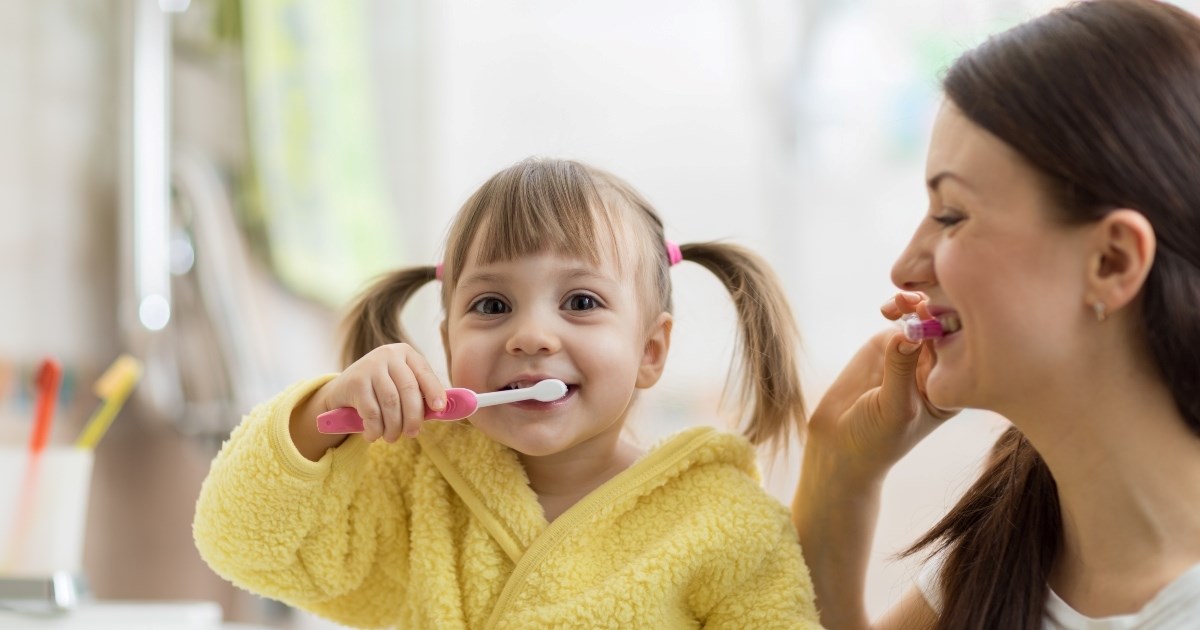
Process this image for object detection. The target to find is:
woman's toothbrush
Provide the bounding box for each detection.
[316,379,569,434]
[901,313,944,342]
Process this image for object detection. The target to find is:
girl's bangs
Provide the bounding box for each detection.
[448,162,625,279]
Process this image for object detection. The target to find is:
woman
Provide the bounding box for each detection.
[793,1,1200,628]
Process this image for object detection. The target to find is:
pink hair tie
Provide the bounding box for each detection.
[665,239,683,267]
[435,263,444,280]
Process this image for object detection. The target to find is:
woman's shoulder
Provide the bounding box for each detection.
[1045,563,1200,629]
[919,555,1200,629]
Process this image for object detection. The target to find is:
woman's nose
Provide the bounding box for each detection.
[890,227,937,292]
[505,309,562,356]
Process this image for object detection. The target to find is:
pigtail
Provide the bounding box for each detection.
[903,426,1061,629]
[678,242,806,450]
[340,266,438,368]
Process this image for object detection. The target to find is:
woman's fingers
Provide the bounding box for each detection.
[879,333,923,424]
[918,346,960,423]
[880,291,928,321]
[809,330,890,435]
[806,293,957,478]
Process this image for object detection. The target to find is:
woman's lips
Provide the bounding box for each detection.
[924,307,962,339]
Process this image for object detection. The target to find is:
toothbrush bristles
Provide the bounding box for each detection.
[902,316,944,342]
[533,379,568,401]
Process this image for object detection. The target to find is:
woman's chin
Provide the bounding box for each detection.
[925,375,964,411]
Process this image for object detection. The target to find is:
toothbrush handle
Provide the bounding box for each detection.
[315,388,479,434]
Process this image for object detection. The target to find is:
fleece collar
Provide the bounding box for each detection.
[416,422,759,564]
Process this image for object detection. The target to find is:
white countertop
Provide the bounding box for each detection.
[0,600,269,629]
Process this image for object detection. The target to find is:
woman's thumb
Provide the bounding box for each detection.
[878,334,923,421]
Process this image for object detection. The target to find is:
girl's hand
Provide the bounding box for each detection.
[313,343,448,443]
[807,292,958,483]
[290,344,447,460]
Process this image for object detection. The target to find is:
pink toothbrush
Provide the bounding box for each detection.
[316,379,569,434]
[900,313,944,342]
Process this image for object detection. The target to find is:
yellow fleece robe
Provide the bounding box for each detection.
[194,376,822,629]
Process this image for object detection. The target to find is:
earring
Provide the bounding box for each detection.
[1092,301,1108,322]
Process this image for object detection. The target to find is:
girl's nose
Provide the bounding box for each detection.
[890,227,937,292]
[505,310,562,356]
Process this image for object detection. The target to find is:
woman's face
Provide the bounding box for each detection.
[891,101,1095,412]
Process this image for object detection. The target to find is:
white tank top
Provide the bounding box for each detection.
[917,556,1200,629]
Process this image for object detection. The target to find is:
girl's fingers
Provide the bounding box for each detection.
[372,371,404,442]
[334,343,450,443]
[408,353,447,414]
[390,363,425,440]
[354,382,385,442]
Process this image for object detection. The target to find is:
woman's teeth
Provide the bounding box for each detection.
[938,313,962,334]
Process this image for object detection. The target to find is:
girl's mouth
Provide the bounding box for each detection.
[496,377,577,410]
[508,384,577,410]
[501,380,576,396]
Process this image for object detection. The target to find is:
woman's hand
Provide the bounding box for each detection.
[792,292,958,630]
[290,344,448,460]
[807,292,958,482]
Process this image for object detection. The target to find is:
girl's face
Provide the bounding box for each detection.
[891,102,1095,412]
[442,245,670,458]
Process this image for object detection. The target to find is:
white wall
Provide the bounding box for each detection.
[356,0,1021,622]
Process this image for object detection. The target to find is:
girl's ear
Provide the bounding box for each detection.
[636,312,673,389]
[440,320,452,375]
[1086,209,1156,314]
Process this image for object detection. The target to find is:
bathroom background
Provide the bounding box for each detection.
[5,0,1190,626]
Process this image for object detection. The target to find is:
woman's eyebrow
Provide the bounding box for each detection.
[927,171,974,193]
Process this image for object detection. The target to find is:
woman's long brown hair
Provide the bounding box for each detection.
[905,1,1200,627]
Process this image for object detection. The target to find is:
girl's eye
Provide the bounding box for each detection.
[470,297,510,316]
[564,294,600,311]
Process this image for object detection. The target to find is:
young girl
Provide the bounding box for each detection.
[194,158,821,628]
[794,1,1200,628]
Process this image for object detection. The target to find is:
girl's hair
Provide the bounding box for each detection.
[905,1,1200,627]
[341,158,806,449]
